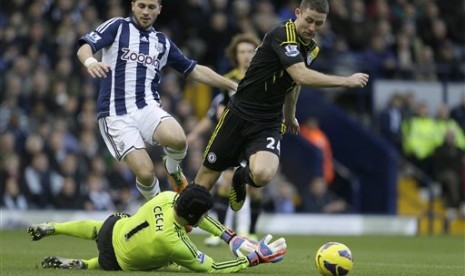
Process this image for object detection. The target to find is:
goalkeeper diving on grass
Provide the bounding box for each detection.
[27,184,287,273]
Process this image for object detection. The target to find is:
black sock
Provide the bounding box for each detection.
[249,199,261,234]
[213,195,229,224]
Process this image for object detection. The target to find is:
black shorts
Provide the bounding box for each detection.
[96,213,130,271]
[203,108,282,171]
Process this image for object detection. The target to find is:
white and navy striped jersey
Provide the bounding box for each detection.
[78,17,197,118]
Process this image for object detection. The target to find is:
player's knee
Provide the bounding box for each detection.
[250,167,275,187]
[134,168,155,185]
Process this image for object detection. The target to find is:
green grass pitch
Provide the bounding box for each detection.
[1,230,464,275]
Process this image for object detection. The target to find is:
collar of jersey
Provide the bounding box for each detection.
[130,16,155,34]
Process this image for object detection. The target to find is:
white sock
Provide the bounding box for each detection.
[165,157,179,174]
[136,178,160,200]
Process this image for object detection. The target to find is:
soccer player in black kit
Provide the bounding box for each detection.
[193,0,369,211]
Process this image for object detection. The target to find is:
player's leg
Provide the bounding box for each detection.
[124,149,160,199]
[229,125,281,211]
[205,171,233,246]
[154,117,188,192]
[248,186,262,240]
[28,220,104,241]
[98,115,160,200]
[235,195,251,235]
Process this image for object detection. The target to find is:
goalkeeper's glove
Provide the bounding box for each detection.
[246,234,287,266]
[220,229,258,257]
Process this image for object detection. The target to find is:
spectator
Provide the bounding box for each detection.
[23,153,62,209]
[300,116,335,184]
[2,176,28,210]
[300,177,349,213]
[379,93,404,151]
[434,104,465,150]
[450,92,465,132]
[53,177,85,210]
[272,179,296,214]
[432,130,465,219]
[401,101,438,178]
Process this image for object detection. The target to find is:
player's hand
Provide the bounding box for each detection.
[229,235,258,257]
[345,73,369,88]
[221,229,258,257]
[247,234,287,266]
[87,62,111,79]
[284,117,299,134]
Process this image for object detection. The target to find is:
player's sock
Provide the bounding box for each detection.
[83,257,100,269]
[163,147,187,173]
[213,194,229,224]
[136,178,160,200]
[54,220,103,240]
[250,198,262,236]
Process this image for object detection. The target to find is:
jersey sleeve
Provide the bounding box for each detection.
[172,236,250,273]
[78,17,124,53]
[198,215,227,237]
[269,21,304,69]
[165,37,197,78]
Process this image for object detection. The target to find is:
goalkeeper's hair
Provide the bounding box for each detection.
[300,0,329,14]
[175,184,213,225]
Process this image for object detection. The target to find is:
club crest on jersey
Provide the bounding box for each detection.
[284,45,299,57]
[87,32,102,43]
[121,48,160,69]
[207,152,217,163]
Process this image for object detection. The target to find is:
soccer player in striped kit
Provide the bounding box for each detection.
[77,0,237,200]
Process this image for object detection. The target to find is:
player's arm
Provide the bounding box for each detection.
[286,62,369,88]
[188,64,238,92]
[187,116,213,144]
[283,85,301,134]
[174,234,288,273]
[76,44,111,79]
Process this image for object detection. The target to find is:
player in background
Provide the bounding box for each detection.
[187,33,262,246]
[28,185,287,273]
[193,0,369,211]
[76,0,237,200]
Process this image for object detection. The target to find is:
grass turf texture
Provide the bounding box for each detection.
[1,230,464,275]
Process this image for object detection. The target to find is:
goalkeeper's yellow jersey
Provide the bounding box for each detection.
[112,191,250,273]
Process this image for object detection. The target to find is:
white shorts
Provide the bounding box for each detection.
[98,103,171,160]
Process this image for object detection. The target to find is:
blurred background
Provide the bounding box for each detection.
[1,0,464,235]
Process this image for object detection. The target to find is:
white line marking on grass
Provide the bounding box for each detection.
[362,262,464,270]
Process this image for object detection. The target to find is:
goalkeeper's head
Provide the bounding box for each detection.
[174,184,213,226]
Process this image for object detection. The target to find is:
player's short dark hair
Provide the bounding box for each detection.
[175,184,213,225]
[225,33,261,68]
[300,0,329,14]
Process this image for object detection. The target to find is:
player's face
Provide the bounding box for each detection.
[132,0,161,30]
[294,7,326,42]
[236,42,256,70]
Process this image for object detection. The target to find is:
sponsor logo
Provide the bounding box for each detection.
[284,45,299,57]
[196,252,206,264]
[207,152,217,163]
[306,52,314,65]
[121,48,160,69]
[87,31,102,43]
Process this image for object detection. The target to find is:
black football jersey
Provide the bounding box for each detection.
[229,19,319,124]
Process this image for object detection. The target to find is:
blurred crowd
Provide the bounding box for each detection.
[378,91,465,217]
[1,0,464,213]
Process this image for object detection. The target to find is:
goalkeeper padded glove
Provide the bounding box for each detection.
[246,234,287,266]
[220,229,258,257]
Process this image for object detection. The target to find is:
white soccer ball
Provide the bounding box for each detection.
[315,242,353,276]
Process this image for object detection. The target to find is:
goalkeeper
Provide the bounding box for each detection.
[28,184,287,273]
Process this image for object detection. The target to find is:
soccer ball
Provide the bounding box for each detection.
[315,242,353,276]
